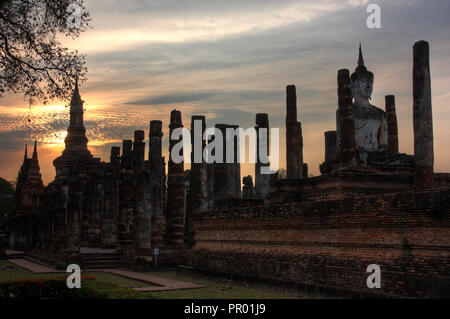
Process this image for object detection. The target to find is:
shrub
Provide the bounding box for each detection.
[0,276,104,299]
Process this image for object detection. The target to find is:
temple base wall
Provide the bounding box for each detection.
[187,187,450,298]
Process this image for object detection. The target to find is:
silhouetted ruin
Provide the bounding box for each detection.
[6,41,450,298]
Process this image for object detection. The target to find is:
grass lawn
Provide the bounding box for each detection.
[145,271,302,299]
[0,261,307,299]
[0,261,154,299]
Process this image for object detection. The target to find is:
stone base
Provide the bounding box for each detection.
[266,165,414,205]
[414,166,434,189]
[188,187,450,299]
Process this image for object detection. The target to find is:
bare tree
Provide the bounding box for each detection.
[0,0,90,104]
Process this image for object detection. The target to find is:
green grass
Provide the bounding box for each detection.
[0,261,311,299]
[0,261,154,299]
[144,271,301,299]
[0,261,64,282]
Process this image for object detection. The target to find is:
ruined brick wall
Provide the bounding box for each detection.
[435,174,450,188]
[187,188,450,298]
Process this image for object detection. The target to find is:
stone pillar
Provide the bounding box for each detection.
[118,139,135,245]
[166,110,186,246]
[286,85,303,179]
[133,130,145,172]
[242,175,255,199]
[385,95,399,154]
[161,156,167,242]
[149,121,163,247]
[186,116,208,246]
[303,163,308,179]
[255,113,271,198]
[206,135,215,210]
[413,41,434,189]
[122,140,133,167]
[189,116,208,213]
[135,169,152,250]
[102,147,120,248]
[337,69,357,166]
[298,122,304,179]
[231,125,241,198]
[214,124,238,200]
[110,147,121,167]
[134,129,152,250]
[324,131,337,162]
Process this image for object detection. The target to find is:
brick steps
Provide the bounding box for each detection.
[81,252,121,270]
[5,250,24,259]
[25,252,60,267]
[24,255,57,269]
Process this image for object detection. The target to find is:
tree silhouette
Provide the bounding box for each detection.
[0,0,90,104]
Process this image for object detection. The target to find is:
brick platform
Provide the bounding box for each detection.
[187,188,450,298]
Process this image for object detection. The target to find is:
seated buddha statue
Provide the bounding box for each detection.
[337,45,388,163]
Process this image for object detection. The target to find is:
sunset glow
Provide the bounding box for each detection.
[1,0,449,185]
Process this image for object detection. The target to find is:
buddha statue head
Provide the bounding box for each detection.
[351,44,374,106]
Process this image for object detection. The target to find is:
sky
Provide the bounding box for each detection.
[1,0,450,185]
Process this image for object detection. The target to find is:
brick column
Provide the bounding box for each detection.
[206,135,215,210]
[150,120,163,247]
[413,41,434,189]
[135,129,152,249]
[255,113,271,198]
[189,116,208,213]
[286,85,303,179]
[133,130,145,172]
[166,110,186,245]
[385,95,399,154]
[324,131,337,162]
[101,146,120,248]
[214,124,238,200]
[298,122,304,179]
[118,139,135,244]
[337,69,357,167]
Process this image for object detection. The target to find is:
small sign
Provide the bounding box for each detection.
[154,248,159,256]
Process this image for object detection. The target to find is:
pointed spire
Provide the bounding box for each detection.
[24,144,28,160]
[353,43,371,78]
[70,77,83,111]
[32,141,38,159]
[358,43,365,67]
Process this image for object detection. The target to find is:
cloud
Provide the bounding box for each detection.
[128,92,217,105]
[126,90,284,107]
[71,0,351,53]
[1,0,450,184]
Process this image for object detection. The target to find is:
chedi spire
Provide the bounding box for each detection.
[32,140,38,159]
[357,43,365,69]
[351,43,374,84]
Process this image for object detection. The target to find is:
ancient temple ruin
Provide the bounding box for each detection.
[186,41,450,298]
[6,41,450,297]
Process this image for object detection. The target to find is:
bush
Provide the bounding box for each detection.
[0,276,105,299]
